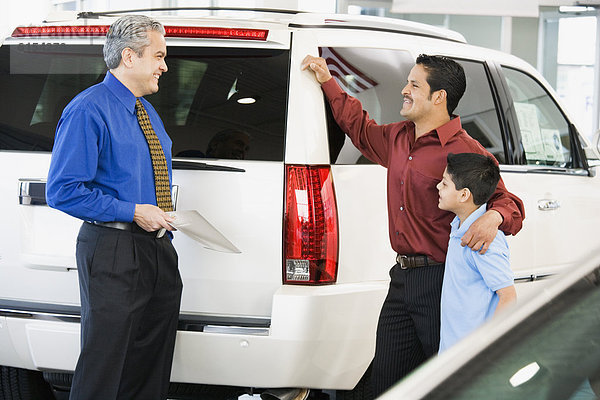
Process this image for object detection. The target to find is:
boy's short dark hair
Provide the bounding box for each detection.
[446,153,500,206]
[416,54,466,116]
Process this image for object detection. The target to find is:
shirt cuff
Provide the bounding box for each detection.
[490,280,514,292]
[116,201,136,223]
[490,206,513,231]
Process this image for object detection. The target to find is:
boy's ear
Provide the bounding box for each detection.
[459,187,472,203]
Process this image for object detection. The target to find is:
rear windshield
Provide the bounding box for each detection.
[0,44,289,161]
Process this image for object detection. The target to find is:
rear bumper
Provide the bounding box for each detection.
[0,282,388,389]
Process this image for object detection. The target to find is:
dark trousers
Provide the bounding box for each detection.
[371,262,445,397]
[70,223,183,400]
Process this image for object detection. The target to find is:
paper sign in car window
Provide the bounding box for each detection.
[514,102,546,162]
[540,129,565,163]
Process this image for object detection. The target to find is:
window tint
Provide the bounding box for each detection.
[0,45,102,151]
[427,267,600,400]
[502,67,572,167]
[0,45,289,161]
[323,48,505,164]
[454,60,505,164]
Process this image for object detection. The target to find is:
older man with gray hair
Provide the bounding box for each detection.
[46,15,181,399]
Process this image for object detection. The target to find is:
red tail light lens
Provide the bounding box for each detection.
[284,165,339,285]
[165,26,268,40]
[12,25,268,41]
[12,26,109,37]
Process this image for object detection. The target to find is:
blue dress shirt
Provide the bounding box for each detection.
[46,72,173,222]
[439,204,513,353]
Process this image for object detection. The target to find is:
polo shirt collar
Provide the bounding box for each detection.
[450,203,488,238]
[103,71,137,115]
[436,115,463,147]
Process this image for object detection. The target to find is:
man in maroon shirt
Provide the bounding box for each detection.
[302,54,525,396]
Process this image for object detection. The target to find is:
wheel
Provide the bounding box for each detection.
[0,366,55,400]
[335,366,372,400]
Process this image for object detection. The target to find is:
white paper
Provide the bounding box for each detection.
[514,102,545,161]
[541,128,565,162]
[167,210,241,254]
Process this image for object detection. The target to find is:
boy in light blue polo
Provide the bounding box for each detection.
[436,153,516,353]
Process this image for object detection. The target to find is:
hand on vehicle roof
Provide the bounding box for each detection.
[301,55,332,84]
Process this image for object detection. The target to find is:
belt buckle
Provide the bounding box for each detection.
[397,254,409,269]
[156,228,166,238]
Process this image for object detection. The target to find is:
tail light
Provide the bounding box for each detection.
[284,165,339,285]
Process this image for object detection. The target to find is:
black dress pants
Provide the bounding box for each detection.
[371,262,445,397]
[70,223,183,400]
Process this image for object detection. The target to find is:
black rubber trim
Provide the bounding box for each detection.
[172,160,246,172]
[288,23,465,43]
[78,7,300,19]
[0,299,270,330]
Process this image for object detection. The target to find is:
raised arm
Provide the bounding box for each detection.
[301,54,394,167]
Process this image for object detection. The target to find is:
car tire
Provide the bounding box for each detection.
[335,366,372,400]
[0,366,55,400]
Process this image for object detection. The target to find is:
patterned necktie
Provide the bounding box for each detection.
[135,99,173,212]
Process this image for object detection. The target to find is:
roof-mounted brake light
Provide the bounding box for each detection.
[165,26,268,40]
[12,26,109,37]
[11,25,268,41]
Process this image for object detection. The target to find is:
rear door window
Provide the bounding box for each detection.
[322,47,413,165]
[322,47,506,165]
[0,44,289,161]
[454,60,506,164]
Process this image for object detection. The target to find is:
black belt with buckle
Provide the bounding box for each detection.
[87,221,166,238]
[396,254,439,269]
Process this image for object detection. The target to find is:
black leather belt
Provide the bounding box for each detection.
[396,254,439,269]
[87,221,166,238]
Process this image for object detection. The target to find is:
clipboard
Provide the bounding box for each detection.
[167,210,241,254]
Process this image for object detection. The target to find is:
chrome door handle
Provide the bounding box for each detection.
[171,184,179,211]
[537,199,560,211]
[18,179,47,205]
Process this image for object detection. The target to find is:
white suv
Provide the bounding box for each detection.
[1,7,600,400]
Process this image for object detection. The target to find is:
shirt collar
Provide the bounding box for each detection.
[436,115,463,147]
[450,203,488,238]
[103,71,137,115]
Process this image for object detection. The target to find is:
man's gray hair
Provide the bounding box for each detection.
[103,15,165,69]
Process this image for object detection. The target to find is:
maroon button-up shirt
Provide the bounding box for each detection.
[322,79,525,263]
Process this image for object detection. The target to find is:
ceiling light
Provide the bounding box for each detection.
[237,97,256,105]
